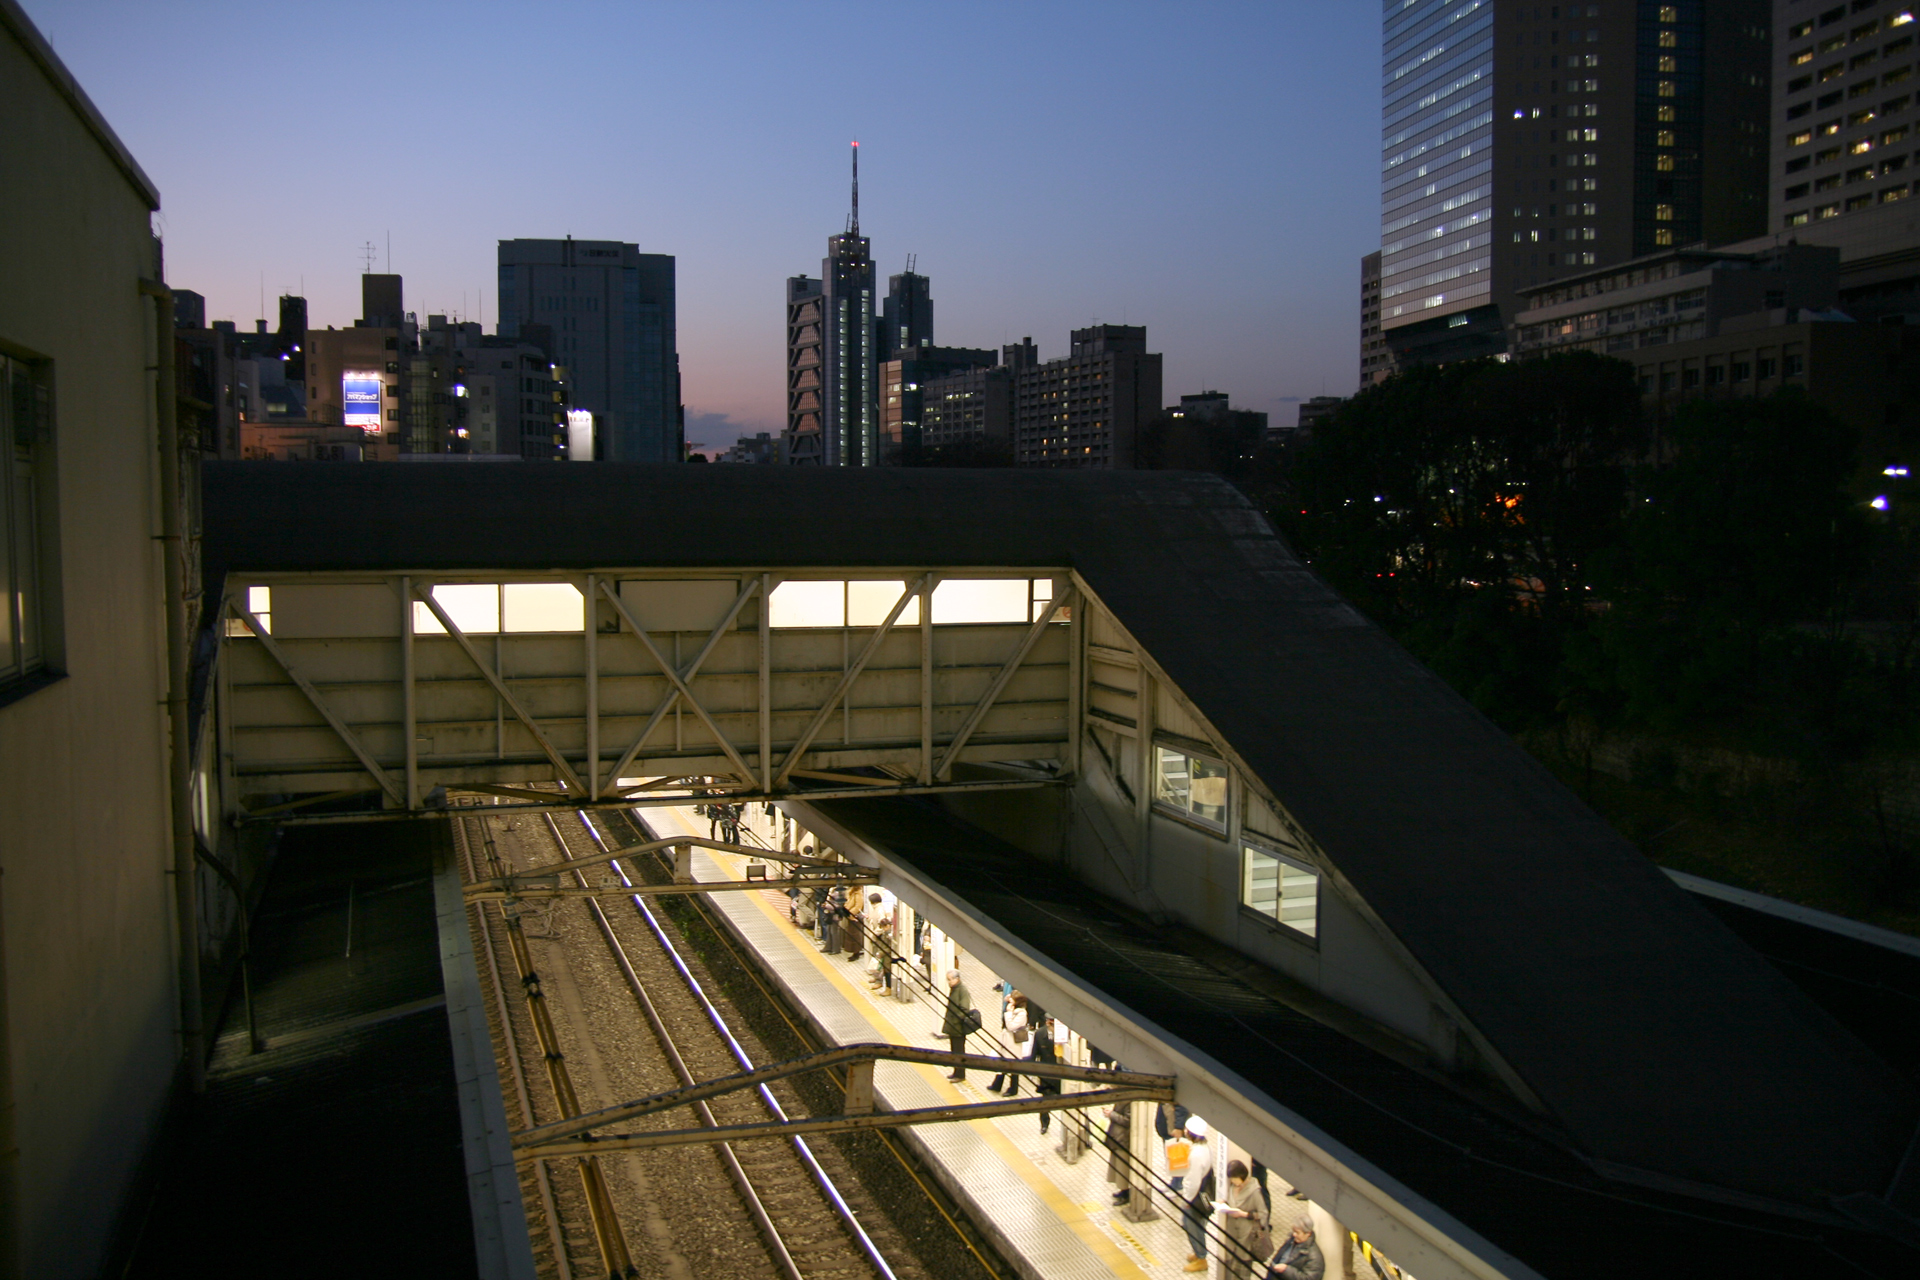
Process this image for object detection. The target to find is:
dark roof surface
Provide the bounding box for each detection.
[201,462,1915,1206]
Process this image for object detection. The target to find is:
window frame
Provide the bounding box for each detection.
[1240,839,1321,945]
[1150,736,1229,833]
[0,349,59,705]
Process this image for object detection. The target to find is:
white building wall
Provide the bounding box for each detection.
[0,8,180,1276]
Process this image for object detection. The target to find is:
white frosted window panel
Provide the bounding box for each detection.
[1244,847,1279,916]
[247,586,271,615]
[416,583,499,635]
[847,580,920,627]
[504,583,584,632]
[1280,863,1320,937]
[1030,578,1056,622]
[931,578,1029,624]
[769,580,845,629]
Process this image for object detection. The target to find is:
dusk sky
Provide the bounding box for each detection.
[26,0,1380,452]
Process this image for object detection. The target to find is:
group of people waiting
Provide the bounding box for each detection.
[1104,1105,1325,1279]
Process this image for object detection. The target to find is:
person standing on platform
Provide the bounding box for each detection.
[1104,1104,1133,1206]
[822,885,845,954]
[1215,1160,1269,1280]
[1263,1218,1324,1280]
[988,992,1028,1094]
[843,890,865,963]
[1179,1117,1215,1272]
[1033,1014,1062,1134]
[938,969,972,1081]
[868,897,894,991]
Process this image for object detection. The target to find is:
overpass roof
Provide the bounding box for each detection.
[202,461,1915,1211]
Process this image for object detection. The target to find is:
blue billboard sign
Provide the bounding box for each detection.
[343,372,382,431]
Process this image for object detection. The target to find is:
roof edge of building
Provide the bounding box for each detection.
[1,0,159,212]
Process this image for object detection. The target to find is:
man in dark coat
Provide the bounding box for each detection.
[1265,1218,1325,1280]
[937,969,972,1081]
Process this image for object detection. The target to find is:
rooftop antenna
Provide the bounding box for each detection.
[385,230,391,274]
[359,242,377,274]
[849,140,860,236]
[906,252,916,274]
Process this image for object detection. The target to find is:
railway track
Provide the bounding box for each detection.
[452,798,1009,1280]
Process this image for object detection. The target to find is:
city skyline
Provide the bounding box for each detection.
[20,0,1377,454]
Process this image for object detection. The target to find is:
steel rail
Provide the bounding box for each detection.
[472,816,636,1277]
[574,808,903,1280]
[537,814,805,1280]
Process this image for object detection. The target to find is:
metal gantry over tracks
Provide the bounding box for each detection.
[212,570,1079,823]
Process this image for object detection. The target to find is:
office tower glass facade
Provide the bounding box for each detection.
[1380,0,1498,328]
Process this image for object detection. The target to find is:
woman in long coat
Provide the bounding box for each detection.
[1216,1160,1269,1280]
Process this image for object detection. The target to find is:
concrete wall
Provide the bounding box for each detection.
[0,8,179,1276]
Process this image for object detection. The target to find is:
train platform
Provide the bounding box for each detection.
[639,803,1242,1280]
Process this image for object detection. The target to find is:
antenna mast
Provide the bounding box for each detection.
[850,140,860,237]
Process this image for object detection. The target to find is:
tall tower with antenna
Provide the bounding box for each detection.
[815,141,876,466]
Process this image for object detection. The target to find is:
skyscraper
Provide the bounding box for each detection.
[496,238,681,463]
[784,275,825,464]
[879,265,932,361]
[1767,0,1920,323]
[1378,1,1769,368]
[820,144,876,466]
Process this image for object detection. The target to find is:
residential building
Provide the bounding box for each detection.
[1360,251,1394,385]
[174,321,241,459]
[784,275,825,463]
[1012,326,1163,469]
[1511,238,1913,487]
[1509,240,1840,355]
[919,363,1014,453]
[879,266,931,361]
[1296,396,1346,432]
[496,237,681,463]
[1378,1,1771,368]
[716,431,781,464]
[1,4,188,1273]
[303,321,402,460]
[454,337,564,459]
[879,344,997,459]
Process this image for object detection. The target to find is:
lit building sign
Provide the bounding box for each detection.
[343,372,383,433]
[566,409,594,461]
